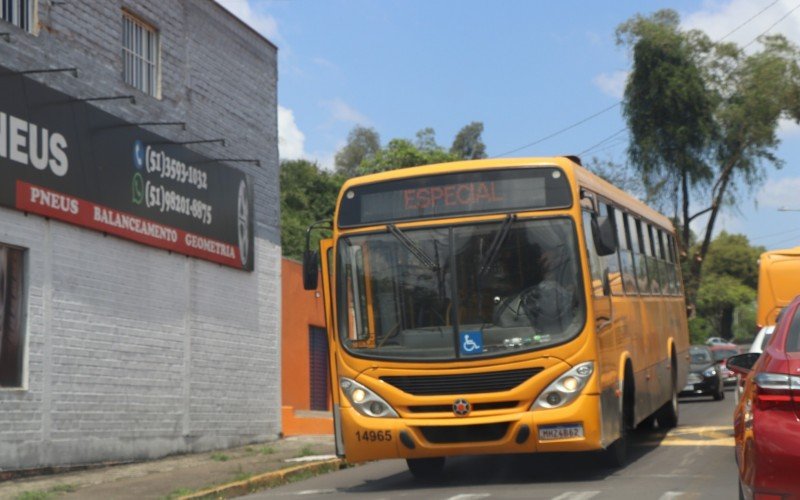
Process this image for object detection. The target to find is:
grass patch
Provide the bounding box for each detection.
[258,446,275,455]
[298,446,315,457]
[210,452,229,462]
[48,484,77,494]
[161,487,194,500]
[15,492,53,500]
[231,466,253,482]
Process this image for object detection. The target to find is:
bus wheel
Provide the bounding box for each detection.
[406,457,445,481]
[656,367,679,429]
[603,375,632,468]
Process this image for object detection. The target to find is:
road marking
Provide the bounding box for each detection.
[551,492,600,500]
[637,425,735,447]
[294,489,336,495]
[446,495,491,500]
[658,492,684,500]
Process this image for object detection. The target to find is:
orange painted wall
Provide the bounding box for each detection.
[281,258,328,411]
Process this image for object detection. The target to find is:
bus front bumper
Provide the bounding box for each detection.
[339,394,603,463]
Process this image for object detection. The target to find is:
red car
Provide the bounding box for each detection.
[728,295,800,499]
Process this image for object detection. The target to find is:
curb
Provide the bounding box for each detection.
[178,458,345,499]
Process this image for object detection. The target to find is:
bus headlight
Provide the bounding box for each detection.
[340,377,398,418]
[531,361,594,410]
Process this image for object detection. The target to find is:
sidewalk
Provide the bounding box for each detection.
[0,435,339,500]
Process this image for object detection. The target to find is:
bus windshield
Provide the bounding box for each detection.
[336,217,586,360]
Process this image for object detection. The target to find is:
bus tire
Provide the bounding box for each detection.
[406,457,445,481]
[603,366,633,468]
[656,356,679,429]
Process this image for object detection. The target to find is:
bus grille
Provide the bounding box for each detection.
[381,367,542,395]
[419,423,510,444]
[407,401,519,413]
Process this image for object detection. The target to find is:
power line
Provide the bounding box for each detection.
[575,1,799,159]
[579,127,627,156]
[494,1,791,159]
[493,102,620,158]
[718,0,780,42]
[742,2,800,50]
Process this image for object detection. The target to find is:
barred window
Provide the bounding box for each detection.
[122,11,160,98]
[1,0,34,33]
[0,245,26,388]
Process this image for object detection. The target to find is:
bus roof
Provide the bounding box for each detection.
[339,157,674,231]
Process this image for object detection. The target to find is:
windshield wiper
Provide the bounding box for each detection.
[478,214,517,278]
[387,224,439,271]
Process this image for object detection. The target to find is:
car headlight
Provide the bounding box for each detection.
[340,377,398,418]
[703,367,717,377]
[531,361,594,410]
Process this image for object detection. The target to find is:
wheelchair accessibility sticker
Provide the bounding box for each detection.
[459,331,483,355]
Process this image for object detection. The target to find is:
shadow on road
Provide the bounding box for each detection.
[343,426,670,493]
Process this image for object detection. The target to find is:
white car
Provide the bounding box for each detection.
[734,325,775,403]
[705,337,730,346]
[749,325,774,354]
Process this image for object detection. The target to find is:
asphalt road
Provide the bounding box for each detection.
[253,391,738,500]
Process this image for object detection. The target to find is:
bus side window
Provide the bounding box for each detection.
[598,202,624,296]
[634,219,650,295]
[643,224,662,295]
[669,235,684,296]
[658,230,675,295]
[619,212,639,295]
[646,225,663,295]
[582,210,606,297]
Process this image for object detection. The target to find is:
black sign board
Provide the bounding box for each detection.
[0,64,254,270]
[337,167,572,227]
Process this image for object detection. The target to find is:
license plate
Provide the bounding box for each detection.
[683,384,695,392]
[687,374,702,384]
[538,424,584,441]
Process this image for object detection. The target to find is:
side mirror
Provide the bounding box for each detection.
[592,214,617,257]
[303,250,319,290]
[726,352,760,376]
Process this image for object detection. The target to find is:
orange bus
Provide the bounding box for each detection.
[756,246,800,328]
[303,156,689,478]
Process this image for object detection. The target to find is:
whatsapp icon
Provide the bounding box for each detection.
[132,172,144,205]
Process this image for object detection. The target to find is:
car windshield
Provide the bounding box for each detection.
[690,348,712,364]
[712,349,738,362]
[335,217,586,360]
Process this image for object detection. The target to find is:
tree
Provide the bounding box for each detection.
[701,232,764,289]
[280,159,344,259]
[695,274,755,341]
[617,10,800,309]
[358,133,459,175]
[691,232,763,340]
[334,126,381,178]
[450,121,487,159]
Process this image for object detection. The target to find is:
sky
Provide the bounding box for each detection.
[218,0,800,251]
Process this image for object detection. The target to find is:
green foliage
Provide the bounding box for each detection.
[280,159,343,259]
[210,452,229,462]
[733,301,757,343]
[334,126,381,178]
[298,445,315,457]
[701,232,764,288]
[688,316,714,345]
[450,121,487,159]
[358,137,459,174]
[162,487,194,500]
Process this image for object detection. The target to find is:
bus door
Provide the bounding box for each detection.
[581,208,617,445]
[319,238,344,456]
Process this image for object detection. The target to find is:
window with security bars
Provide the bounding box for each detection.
[0,245,26,388]
[1,0,34,32]
[309,326,330,411]
[122,11,160,98]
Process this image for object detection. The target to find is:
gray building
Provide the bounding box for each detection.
[0,0,281,471]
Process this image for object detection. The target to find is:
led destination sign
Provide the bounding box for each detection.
[338,167,572,227]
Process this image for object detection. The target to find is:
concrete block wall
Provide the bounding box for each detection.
[0,0,280,470]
